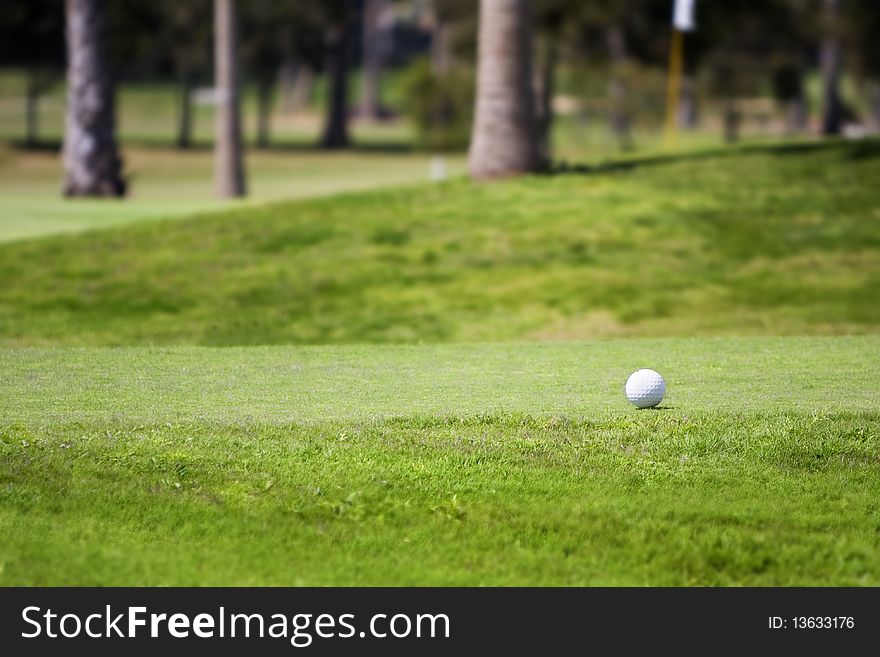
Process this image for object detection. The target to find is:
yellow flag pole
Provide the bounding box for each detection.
[664,28,685,148]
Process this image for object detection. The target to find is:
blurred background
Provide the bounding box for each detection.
[1,1,878,237]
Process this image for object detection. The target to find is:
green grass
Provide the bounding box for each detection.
[1,337,878,585]
[1,140,879,345]
[1,137,878,586]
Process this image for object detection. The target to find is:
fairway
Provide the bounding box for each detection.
[2,337,879,585]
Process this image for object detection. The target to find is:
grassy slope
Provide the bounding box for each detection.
[1,140,879,345]
[1,337,879,586]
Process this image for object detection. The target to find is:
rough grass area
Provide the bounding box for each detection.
[2,337,879,585]
[1,141,879,345]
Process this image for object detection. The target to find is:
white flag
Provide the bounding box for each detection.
[673,0,696,32]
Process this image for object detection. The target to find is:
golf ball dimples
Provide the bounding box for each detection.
[625,369,666,408]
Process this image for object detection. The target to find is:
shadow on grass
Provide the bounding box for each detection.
[7,139,62,153]
[10,135,878,168]
[552,137,880,177]
[260,141,417,155]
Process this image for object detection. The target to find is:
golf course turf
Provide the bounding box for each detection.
[2,337,878,585]
[1,140,879,586]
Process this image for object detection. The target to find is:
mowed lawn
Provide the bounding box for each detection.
[1,337,879,586]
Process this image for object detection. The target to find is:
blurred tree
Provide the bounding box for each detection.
[401,0,475,150]
[0,0,64,147]
[605,24,634,150]
[424,0,475,77]
[161,0,211,149]
[773,65,808,134]
[678,75,699,129]
[774,0,814,134]
[469,0,542,179]
[543,0,672,152]
[62,0,126,196]
[284,62,317,114]
[696,0,792,143]
[360,0,392,119]
[271,4,324,117]
[844,0,880,129]
[240,2,295,149]
[430,10,453,76]
[214,0,246,197]
[533,0,568,161]
[277,21,320,116]
[401,58,473,150]
[585,1,638,149]
[320,1,358,149]
[820,0,843,135]
[277,23,299,115]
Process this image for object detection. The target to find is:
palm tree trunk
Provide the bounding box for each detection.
[607,26,633,151]
[786,96,808,135]
[321,17,353,149]
[821,0,843,136]
[677,74,699,129]
[534,38,556,163]
[214,0,246,197]
[176,74,195,149]
[278,23,297,115]
[360,0,388,120]
[25,70,40,148]
[723,99,741,143]
[278,58,297,114]
[62,0,125,197]
[290,64,315,112]
[870,82,880,131]
[256,81,272,148]
[430,17,453,77]
[469,0,542,179]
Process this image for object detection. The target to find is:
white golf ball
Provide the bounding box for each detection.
[625,369,666,408]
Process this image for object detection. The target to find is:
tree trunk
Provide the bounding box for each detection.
[360,0,389,120]
[870,82,880,131]
[677,74,699,129]
[256,81,272,148]
[534,38,556,163]
[176,74,194,149]
[431,18,453,77]
[25,70,39,148]
[820,0,843,136]
[214,0,246,198]
[290,64,315,112]
[786,96,808,135]
[278,58,297,114]
[321,17,353,149]
[607,26,633,151]
[277,23,297,115]
[723,99,741,143]
[62,0,125,197]
[469,0,542,179]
